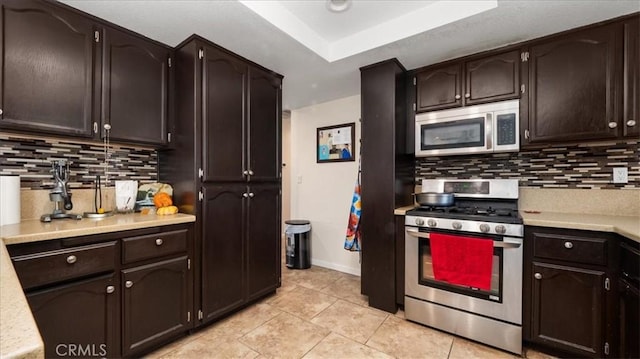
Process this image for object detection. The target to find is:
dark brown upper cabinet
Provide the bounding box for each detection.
[247,66,281,182]
[623,18,639,138]
[102,26,170,146]
[0,0,97,137]
[416,63,462,112]
[523,23,622,144]
[201,45,281,183]
[202,46,247,183]
[415,50,520,112]
[465,50,520,106]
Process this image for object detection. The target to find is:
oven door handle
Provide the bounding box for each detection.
[406,228,521,248]
[406,228,431,239]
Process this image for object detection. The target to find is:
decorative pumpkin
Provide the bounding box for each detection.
[153,192,173,208]
[157,205,179,215]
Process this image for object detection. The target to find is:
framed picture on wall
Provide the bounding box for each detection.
[317,122,355,163]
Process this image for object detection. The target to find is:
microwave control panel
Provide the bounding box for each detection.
[496,113,517,145]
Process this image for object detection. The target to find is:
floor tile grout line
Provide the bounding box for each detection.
[447,336,455,359]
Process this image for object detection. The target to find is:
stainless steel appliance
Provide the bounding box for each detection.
[415,100,519,157]
[40,160,82,222]
[404,179,523,354]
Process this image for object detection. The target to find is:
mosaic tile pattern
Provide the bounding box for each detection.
[416,140,639,189]
[0,134,157,189]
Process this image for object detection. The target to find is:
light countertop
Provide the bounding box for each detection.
[0,213,196,359]
[520,211,640,243]
[394,205,417,215]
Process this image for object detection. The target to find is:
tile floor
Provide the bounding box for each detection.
[146,264,556,359]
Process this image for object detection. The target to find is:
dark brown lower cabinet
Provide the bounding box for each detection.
[524,226,617,358]
[200,184,246,321]
[200,183,281,322]
[26,274,119,358]
[121,256,190,357]
[530,262,606,357]
[619,279,639,359]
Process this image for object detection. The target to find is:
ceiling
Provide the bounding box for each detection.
[59,0,639,111]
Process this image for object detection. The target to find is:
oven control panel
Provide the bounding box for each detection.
[406,215,523,237]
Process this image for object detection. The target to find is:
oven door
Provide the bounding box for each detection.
[405,226,522,325]
[415,113,491,157]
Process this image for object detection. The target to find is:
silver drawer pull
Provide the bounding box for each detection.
[627,120,636,127]
[66,255,77,264]
[106,286,115,294]
[564,241,573,249]
[608,121,617,129]
[534,273,542,280]
[155,238,163,246]
[125,281,133,288]
[455,94,461,100]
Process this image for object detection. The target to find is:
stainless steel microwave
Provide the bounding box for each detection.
[415,100,520,157]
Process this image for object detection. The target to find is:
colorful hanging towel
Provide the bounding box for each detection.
[344,179,362,251]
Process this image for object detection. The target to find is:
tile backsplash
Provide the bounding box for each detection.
[416,140,639,189]
[0,133,157,189]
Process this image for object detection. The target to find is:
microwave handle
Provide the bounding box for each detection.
[485,113,493,150]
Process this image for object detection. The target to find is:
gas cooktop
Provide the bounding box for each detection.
[406,205,523,224]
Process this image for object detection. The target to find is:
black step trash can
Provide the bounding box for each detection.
[285,219,311,269]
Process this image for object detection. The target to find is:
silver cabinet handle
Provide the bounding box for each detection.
[248,170,254,175]
[125,281,133,288]
[608,122,617,129]
[0,108,3,115]
[454,94,461,100]
[103,123,111,130]
[66,255,77,264]
[465,93,470,98]
[155,238,163,246]
[564,241,573,249]
[627,120,636,127]
[243,193,248,198]
[534,273,542,280]
[243,170,249,175]
[106,286,115,294]
[93,122,98,133]
[248,192,254,198]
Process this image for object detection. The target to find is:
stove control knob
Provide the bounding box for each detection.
[479,224,490,233]
[415,218,425,226]
[427,219,437,227]
[495,225,506,234]
[452,221,462,230]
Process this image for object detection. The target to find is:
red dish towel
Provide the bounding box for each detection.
[430,233,494,290]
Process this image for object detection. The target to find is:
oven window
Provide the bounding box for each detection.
[418,235,503,302]
[420,117,485,151]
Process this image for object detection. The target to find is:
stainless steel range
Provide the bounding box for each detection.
[405,179,523,355]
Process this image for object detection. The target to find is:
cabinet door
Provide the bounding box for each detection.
[465,50,520,106]
[121,256,190,357]
[102,26,169,145]
[202,46,247,183]
[200,184,245,321]
[416,63,462,112]
[247,67,281,182]
[530,262,606,358]
[527,24,622,143]
[623,18,639,138]
[246,183,280,301]
[26,274,118,358]
[619,280,639,359]
[0,0,95,137]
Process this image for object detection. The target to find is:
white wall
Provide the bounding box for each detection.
[290,95,361,276]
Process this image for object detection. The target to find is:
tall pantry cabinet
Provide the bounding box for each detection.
[159,35,282,326]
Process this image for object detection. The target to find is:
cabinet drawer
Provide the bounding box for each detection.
[122,229,187,264]
[12,241,117,290]
[533,232,608,266]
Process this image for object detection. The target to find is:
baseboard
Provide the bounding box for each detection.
[311,258,361,276]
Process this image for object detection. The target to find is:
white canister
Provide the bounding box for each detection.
[0,175,21,226]
[115,180,138,212]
